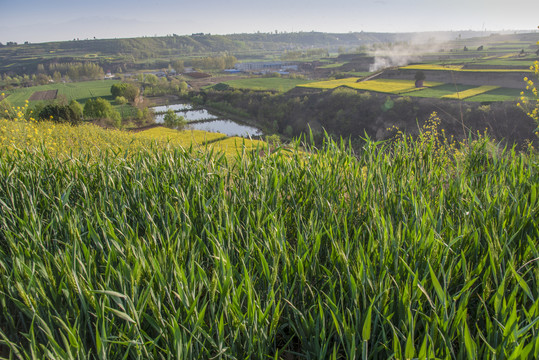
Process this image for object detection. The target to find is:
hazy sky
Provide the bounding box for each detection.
[1,0,538,43]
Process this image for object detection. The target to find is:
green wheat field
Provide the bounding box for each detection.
[0,118,538,359]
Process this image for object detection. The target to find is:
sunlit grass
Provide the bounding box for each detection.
[0,103,538,359]
[442,85,500,99]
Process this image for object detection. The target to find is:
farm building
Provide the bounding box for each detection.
[235,61,297,72]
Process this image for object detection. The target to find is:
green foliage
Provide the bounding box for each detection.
[172,59,184,73]
[115,96,128,105]
[136,107,154,125]
[143,77,188,97]
[190,54,237,70]
[69,99,83,118]
[265,134,281,147]
[110,83,140,102]
[37,103,81,124]
[0,97,16,120]
[414,70,426,81]
[144,74,159,86]
[0,133,537,358]
[518,60,539,134]
[163,108,186,129]
[83,97,121,126]
[66,62,104,81]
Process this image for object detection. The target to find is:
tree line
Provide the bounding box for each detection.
[192,87,536,146]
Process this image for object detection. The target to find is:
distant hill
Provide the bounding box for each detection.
[1,30,536,75]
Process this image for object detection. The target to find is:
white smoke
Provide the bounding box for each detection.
[368,34,452,72]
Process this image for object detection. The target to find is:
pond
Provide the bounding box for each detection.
[151,103,262,137]
[152,103,192,113]
[189,120,262,137]
[155,109,218,123]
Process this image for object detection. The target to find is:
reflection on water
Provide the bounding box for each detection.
[151,103,262,138]
[152,103,192,113]
[189,120,262,137]
[155,110,218,123]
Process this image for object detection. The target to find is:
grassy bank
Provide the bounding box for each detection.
[0,115,538,358]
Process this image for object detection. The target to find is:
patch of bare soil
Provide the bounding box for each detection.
[188,75,249,91]
[29,89,58,101]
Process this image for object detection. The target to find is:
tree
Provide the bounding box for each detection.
[172,59,184,73]
[83,98,121,127]
[38,104,81,125]
[224,55,237,69]
[111,83,140,102]
[52,71,62,83]
[36,73,50,85]
[69,100,83,119]
[163,109,186,129]
[414,71,426,87]
[179,81,188,93]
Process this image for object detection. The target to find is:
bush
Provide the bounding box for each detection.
[518,61,539,135]
[38,104,81,125]
[115,96,128,105]
[83,97,122,127]
[69,100,83,118]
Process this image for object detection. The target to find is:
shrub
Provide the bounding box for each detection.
[518,60,539,136]
[83,97,122,127]
[38,104,81,125]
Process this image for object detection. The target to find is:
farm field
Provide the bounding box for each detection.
[400,64,464,71]
[346,79,443,94]
[298,78,442,94]
[404,83,479,98]
[442,85,500,99]
[297,77,360,89]
[206,136,266,155]
[4,80,120,107]
[1,109,538,358]
[344,71,372,77]
[463,87,527,102]
[220,77,314,92]
[0,117,264,158]
[400,64,532,72]
[133,126,228,146]
[317,62,347,69]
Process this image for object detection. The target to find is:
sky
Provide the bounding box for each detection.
[1,0,538,44]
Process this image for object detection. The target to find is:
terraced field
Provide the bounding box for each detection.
[346,79,443,94]
[442,85,500,99]
[0,117,263,159]
[219,77,313,92]
[404,84,481,99]
[297,77,360,89]
[464,87,528,102]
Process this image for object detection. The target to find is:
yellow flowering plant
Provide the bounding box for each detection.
[517,35,539,136]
